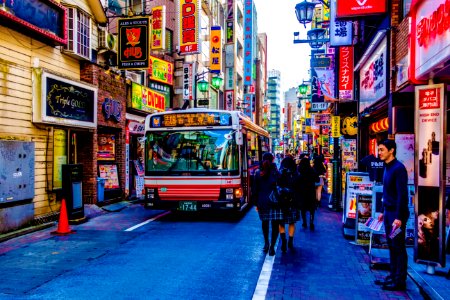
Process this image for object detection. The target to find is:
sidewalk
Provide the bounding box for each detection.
[265,201,450,300]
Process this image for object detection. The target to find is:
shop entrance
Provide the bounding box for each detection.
[128,134,145,200]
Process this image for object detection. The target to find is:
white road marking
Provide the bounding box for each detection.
[124,211,171,231]
[252,242,278,300]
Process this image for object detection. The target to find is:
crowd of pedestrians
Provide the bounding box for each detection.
[253,151,326,256]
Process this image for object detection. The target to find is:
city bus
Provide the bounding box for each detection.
[143,108,270,212]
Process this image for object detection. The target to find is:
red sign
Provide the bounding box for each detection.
[336,0,387,17]
[339,46,354,101]
[178,0,200,55]
[418,87,441,109]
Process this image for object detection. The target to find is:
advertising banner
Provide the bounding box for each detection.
[331,116,341,138]
[395,133,415,185]
[243,0,253,86]
[314,68,336,101]
[149,56,173,85]
[344,172,372,221]
[53,129,67,190]
[336,0,387,17]
[131,82,166,112]
[98,134,116,161]
[356,194,372,245]
[414,84,446,266]
[118,17,150,69]
[98,164,120,189]
[225,90,234,111]
[359,36,387,113]
[151,6,166,50]
[209,26,222,74]
[330,0,353,46]
[339,46,354,101]
[177,0,201,55]
[182,62,196,101]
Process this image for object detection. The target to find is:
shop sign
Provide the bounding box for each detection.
[414,83,446,266]
[151,6,166,50]
[118,17,150,70]
[225,67,234,89]
[148,81,171,108]
[331,116,341,138]
[225,90,234,111]
[0,0,67,45]
[98,134,116,161]
[243,0,253,86]
[314,113,331,125]
[102,98,122,122]
[131,82,165,112]
[177,0,201,55]
[209,26,222,74]
[311,57,331,68]
[310,102,329,111]
[412,0,450,80]
[330,0,353,46]
[183,62,196,101]
[53,129,67,190]
[396,55,409,88]
[148,56,173,85]
[33,71,97,128]
[336,0,387,18]
[314,68,336,100]
[339,46,354,101]
[226,0,234,43]
[127,121,145,134]
[359,36,387,113]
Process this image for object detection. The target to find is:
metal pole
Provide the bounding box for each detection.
[194,73,198,108]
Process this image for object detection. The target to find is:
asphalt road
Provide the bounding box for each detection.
[0,209,266,299]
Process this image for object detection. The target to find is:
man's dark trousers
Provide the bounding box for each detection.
[384,210,408,284]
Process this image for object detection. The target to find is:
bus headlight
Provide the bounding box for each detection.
[234,188,243,198]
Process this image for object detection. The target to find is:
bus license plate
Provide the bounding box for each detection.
[179,201,197,211]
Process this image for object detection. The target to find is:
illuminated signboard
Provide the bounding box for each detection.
[336,0,387,17]
[177,0,201,55]
[149,56,173,85]
[209,26,222,74]
[151,6,166,50]
[131,82,165,112]
[151,112,232,128]
[339,46,354,101]
[118,17,150,70]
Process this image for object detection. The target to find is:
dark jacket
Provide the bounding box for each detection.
[382,158,409,221]
[294,169,318,211]
[253,168,278,211]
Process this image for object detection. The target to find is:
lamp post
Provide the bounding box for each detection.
[182,70,223,109]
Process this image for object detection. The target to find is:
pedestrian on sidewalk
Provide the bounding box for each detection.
[313,154,326,207]
[278,156,300,252]
[376,139,409,291]
[253,152,280,256]
[295,157,318,230]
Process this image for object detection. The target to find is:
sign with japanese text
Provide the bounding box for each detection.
[118,17,150,70]
[225,67,234,89]
[414,84,446,266]
[243,93,253,118]
[177,0,200,55]
[131,82,166,112]
[314,113,331,125]
[148,56,173,85]
[225,90,234,111]
[148,81,171,108]
[359,37,387,113]
[182,62,196,101]
[244,0,253,86]
[310,102,330,111]
[331,116,341,138]
[339,46,354,101]
[209,26,222,74]
[226,0,234,44]
[330,0,353,46]
[412,0,450,80]
[336,0,387,18]
[151,6,166,50]
[356,194,372,245]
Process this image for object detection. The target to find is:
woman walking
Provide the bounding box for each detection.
[253,152,280,256]
[313,154,327,207]
[295,157,319,230]
[277,156,300,252]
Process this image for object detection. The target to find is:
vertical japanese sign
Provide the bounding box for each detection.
[243,0,253,118]
[356,194,372,245]
[151,6,166,51]
[339,46,354,101]
[177,0,200,55]
[331,116,341,138]
[330,0,352,46]
[209,26,222,74]
[414,84,446,266]
[118,17,150,69]
[182,62,196,101]
[226,0,234,44]
[225,90,234,111]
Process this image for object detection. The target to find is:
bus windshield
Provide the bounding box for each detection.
[145,129,239,176]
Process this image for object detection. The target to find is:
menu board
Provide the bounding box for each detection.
[99,164,120,189]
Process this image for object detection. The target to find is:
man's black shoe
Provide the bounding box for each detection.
[374,278,392,286]
[381,282,406,291]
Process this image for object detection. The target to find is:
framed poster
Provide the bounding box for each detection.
[343,172,372,221]
[356,194,372,245]
[98,164,120,189]
[98,134,116,160]
[395,133,415,185]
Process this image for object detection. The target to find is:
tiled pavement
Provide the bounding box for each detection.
[1,201,449,299]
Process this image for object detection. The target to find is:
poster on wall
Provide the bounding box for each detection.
[356,194,372,245]
[414,84,446,266]
[395,134,415,185]
[99,164,120,189]
[98,134,116,160]
[343,172,372,221]
[53,129,67,190]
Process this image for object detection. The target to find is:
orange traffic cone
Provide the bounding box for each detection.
[52,199,75,235]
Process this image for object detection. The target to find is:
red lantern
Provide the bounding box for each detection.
[373,121,380,132]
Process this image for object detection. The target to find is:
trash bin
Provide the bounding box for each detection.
[97,177,106,203]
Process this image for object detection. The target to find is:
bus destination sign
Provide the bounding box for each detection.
[151,112,232,128]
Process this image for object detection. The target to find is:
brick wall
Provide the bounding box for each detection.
[390,0,409,92]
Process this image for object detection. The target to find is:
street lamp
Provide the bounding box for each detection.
[295,0,317,28]
[298,81,309,95]
[293,1,330,48]
[211,76,223,90]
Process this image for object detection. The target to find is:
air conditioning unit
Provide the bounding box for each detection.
[98,28,117,53]
[125,71,141,84]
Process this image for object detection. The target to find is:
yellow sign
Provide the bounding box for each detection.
[151,6,166,50]
[53,129,67,190]
[209,26,222,74]
[149,56,173,85]
[178,0,200,55]
[331,116,341,138]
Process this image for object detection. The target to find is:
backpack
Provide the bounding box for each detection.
[275,168,296,209]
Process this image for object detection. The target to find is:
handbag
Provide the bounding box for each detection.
[269,186,293,209]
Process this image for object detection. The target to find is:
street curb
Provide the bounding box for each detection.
[408,267,444,300]
[0,222,55,243]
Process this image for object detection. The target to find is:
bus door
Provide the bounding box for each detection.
[241,133,250,204]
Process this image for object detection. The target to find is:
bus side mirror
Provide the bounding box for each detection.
[236,132,243,145]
